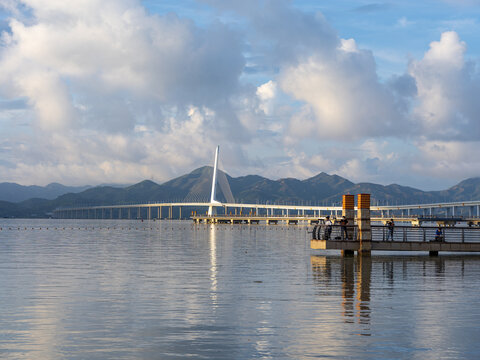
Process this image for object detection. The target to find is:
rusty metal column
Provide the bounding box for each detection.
[357,194,372,256]
[342,195,355,256]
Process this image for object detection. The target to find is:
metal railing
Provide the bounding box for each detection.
[311,225,358,241]
[311,225,480,243]
[372,225,480,243]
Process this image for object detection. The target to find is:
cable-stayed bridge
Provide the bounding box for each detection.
[53,146,480,224]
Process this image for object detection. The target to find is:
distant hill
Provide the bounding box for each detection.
[0,182,91,202]
[0,167,479,218]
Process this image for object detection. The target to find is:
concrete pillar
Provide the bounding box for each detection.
[342,194,355,244]
[357,194,371,256]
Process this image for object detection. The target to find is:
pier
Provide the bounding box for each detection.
[311,225,480,255]
[310,194,480,256]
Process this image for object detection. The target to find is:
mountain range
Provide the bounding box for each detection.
[1,166,479,218]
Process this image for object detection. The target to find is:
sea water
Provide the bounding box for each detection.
[0,219,479,359]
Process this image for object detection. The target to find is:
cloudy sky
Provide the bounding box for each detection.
[0,0,479,190]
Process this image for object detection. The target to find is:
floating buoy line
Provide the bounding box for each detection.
[0,224,306,232]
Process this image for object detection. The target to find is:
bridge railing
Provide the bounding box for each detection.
[371,225,480,243]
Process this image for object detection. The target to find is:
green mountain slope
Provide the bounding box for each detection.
[1,167,479,218]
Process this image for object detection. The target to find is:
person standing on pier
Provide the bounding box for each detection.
[434,227,444,242]
[339,216,348,240]
[324,216,333,240]
[386,219,395,241]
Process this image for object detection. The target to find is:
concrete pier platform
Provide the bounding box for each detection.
[311,239,480,254]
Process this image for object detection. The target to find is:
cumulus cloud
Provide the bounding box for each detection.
[256,80,277,115]
[280,38,405,140]
[0,0,479,190]
[0,0,249,184]
[409,31,480,140]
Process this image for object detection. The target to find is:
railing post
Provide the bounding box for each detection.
[403,227,406,242]
[423,228,426,242]
[462,228,465,243]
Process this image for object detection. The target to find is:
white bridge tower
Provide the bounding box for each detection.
[208,145,221,216]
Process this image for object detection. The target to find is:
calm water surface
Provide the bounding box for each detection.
[1,219,479,359]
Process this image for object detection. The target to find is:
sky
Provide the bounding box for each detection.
[0,0,480,190]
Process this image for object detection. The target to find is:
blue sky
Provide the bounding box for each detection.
[0,0,479,190]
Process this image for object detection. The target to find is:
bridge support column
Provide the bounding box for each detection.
[357,194,371,256]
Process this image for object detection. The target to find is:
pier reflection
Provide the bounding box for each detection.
[311,255,371,335]
[311,254,476,337]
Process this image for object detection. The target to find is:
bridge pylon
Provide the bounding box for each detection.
[208,145,221,216]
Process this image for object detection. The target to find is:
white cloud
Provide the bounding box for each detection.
[396,17,412,28]
[0,0,479,190]
[256,80,277,115]
[413,140,480,179]
[0,0,249,184]
[279,39,404,140]
[409,31,480,139]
